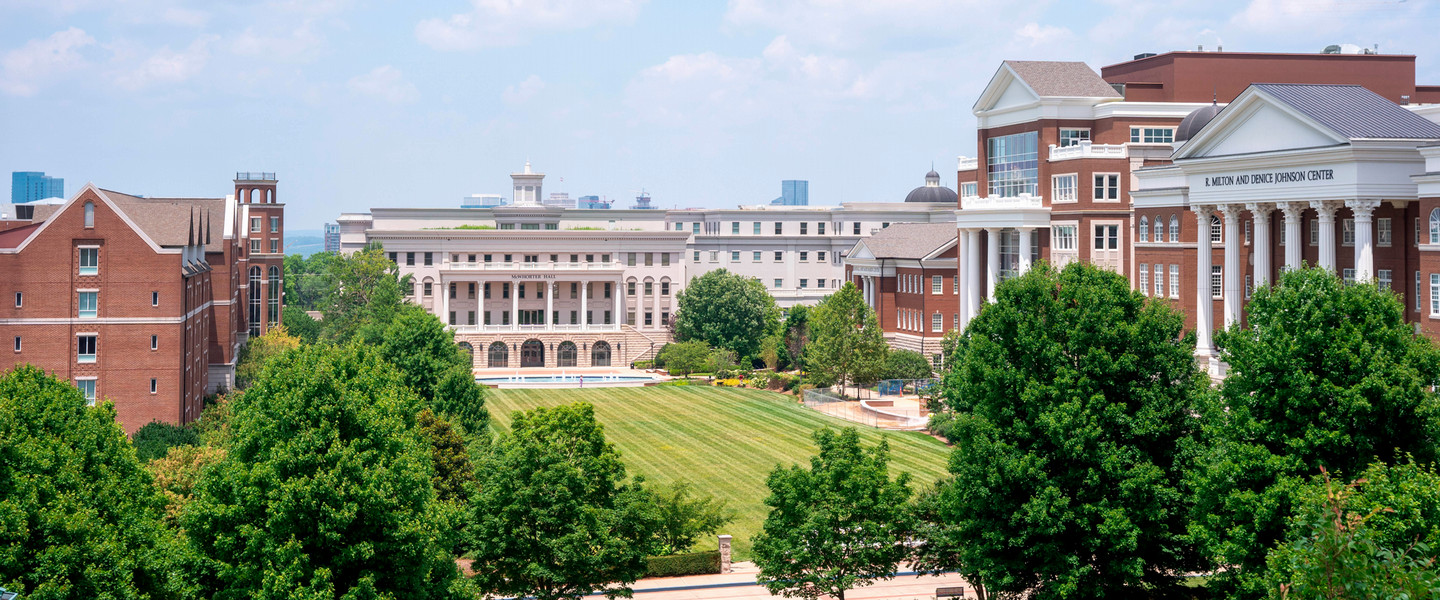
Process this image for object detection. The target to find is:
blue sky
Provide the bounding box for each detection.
[3,0,1438,230]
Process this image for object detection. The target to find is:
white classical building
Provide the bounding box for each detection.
[337,166,957,368]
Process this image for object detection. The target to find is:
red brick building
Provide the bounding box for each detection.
[0,174,285,432]
[844,223,959,362]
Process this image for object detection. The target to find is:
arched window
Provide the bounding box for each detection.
[457,342,474,367]
[1138,216,1149,242]
[558,341,577,367]
[267,266,281,326]
[1155,217,1164,243]
[520,339,544,368]
[1430,208,1440,245]
[591,341,611,367]
[488,342,508,368]
[1169,214,1180,242]
[248,266,262,337]
[83,202,94,228]
[1211,215,1223,243]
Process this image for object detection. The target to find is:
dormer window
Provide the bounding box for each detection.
[83,202,94,228]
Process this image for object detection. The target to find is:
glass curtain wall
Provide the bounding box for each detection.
[986,132,1039,198]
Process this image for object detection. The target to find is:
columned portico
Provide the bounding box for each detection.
[1347,199,1382,281]
[1017,227,1033,274]
[985,227,1000,301]
[1219,204,1243,327]
[957,229,971,327]
[1193,204,1217,366]
[966,229,981,321]
[1247,203,1274,287]
[1278,202,1304,271]
[1310,200,1340,272]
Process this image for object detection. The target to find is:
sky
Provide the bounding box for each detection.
[2,0,1439,230]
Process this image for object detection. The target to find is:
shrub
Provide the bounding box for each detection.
[131,420,199,462]
[634,360,654,370]
[644,551,721,578]
[926,412,957,444]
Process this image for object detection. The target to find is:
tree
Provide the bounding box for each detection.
[374,306,489,435]
[1265,462,1440,599]
[418,409,475,503]
[182,344,465,600]
[466,403,659,600]
[131,419,199,461]
[804,282,888,396]
[148,444,227,526]
[883,349,933,380]
[759,334,782,371]
[651,481,737,555]
[234,324,301,390]
[673,269,781,359]
[284,252,338,311]
[753,427,913,600]
[783,305,809,372]
[926,262,1206,599]
[1192,267,1440,598]
[282,305,322,344]
[658,340,712,377]
[320,243,407,343]
[0,366,183,600]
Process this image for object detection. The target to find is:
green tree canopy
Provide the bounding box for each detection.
[924,262,1206,599]
[0,366,182,600]
[650,481,736,556]
[673,269,781,359]
[281,305,322,344]
[783,305,809,372]
[466,403,659,600]
[182,344,465,600]
[753,427,913,600]
[658,340,712,377]
[284,252,339,311]
[320,243,407,343]
[131,419,199,462]
[804,282,888,395]
[883,349,933,380]
[234,324,301,390]
[1192,267,1440,598]
[374,305,488,435]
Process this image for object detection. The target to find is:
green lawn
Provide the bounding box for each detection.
[486,386,953,560]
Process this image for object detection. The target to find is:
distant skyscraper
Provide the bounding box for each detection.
[770,180,808,206]
[462,194,506,208]
[543,192,576,208]
[324,223,341,253]
[12,171,64,204]
[577,195,610,209]
[631,192,656,209]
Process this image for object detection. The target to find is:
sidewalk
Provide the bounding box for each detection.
[625,562,973,599]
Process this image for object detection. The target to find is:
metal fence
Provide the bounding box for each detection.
[878,378,938,397]
[802,388,929,431]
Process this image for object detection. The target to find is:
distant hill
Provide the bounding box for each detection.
[285,229,327,256]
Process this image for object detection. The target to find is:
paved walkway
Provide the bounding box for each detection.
[623,563,973,599]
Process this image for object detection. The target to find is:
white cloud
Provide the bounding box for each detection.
[112,35,217,91]
[232,21,326,61]
[502,74,546,105]
[1014,22,1075,48]
[415,0,644,51]
[0,27,96,96]
[724,0,1007,50]
[347,65,419,104]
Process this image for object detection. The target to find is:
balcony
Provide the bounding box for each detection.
[451,323,622,334]
[1047,141,1127,162]
[957,193,1050,230]
[235,172,277,181]
[957,156,978,171]
[446,261,624,271]
[960,193,1043,210]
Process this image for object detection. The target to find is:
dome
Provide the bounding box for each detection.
[1176,102,1223,142]
[926,169,941,179]
[905,167,958,203]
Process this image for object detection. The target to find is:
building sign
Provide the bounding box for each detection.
[510,274,556,280]
[1204,169,1335,187]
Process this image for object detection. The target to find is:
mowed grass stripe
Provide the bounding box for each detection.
[485,386,953,560]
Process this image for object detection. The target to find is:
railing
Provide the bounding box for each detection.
[446,261,624,271]
[235,172,277,181]
[451,323,622,334]
[960,193,1044,210]
[957,156,978,171]
[1047,141,1127,162]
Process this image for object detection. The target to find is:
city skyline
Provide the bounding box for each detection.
[3,0,1439,230]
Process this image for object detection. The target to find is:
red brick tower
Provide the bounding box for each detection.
[235,173,284,338]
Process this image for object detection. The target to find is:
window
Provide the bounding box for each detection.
[449,283,457,299]
[800,252,808,261]
[709,251,718,262]
[1245,220,1252,245]
[961,182,978,197]
[1418,272,1423,312]
[1379,269,1392,291]
[151,378,157,394]
[987,131,1039,197]
[78,247,98,275]
[774,251,783,262]
[753,251,761,261]
[1342,219,1355,246]
[694,251,700,262]
[933,275,943,294]
[78,291,97,318]
[1169,264,1180,298]
[1058,128,1090,147]
[270,216,280,233]
[644,282,653,296]
[1428,209,1439,244]
[1311,218,1320,246]
[818,251,826,261]
[731,251,740,261]
[449,311,456,325]
[268,266,281,326]
[151,335,157,350]
[800,279,808,289]
[250,216,262,232]
[1139,216,1150,242]
[1210,215,1222,243]
[406,252,415,266]
[249,267,262,336]
[1246,275,1253,298]
[1130,126,1175,143]
[627,253,636,266]
[76,379,96,406]
[732,222,740,234]
[12,336,19,352]
[1430,274,1439,316]
[954,276,959,294]
[1139,264,1149,296]
[774,278,783,288]
[83,202,94,228]
[800,223,808,235]
[1379,218,1392,247]
[520,223,540,230]
[1051,174,1078,203]
[775,222,783,235]
[1093,173,1120,201]
[1211,266,1223,299]
[499,223,515,230]
[692,222,700,234]
[818,222,826,235]
[754,222,762,235]
[1052,225,1077,251]
[853,222,861,235]
[661,282,670,296]
[932,312,943,332]
[77,335,96,363]
[674,222,683,231]
[545,223,558,230]
[1093,225,1118,250]
[269,239,279,253]
[13,292,19,308]
[1279,223,1287,246]
[1155,264,1165,297]
[424,252,433,266]
[644,312,653,326]
[1169,215,1179,242]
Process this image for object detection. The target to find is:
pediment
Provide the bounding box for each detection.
[973,64,1039,113]
[848,240,876,260]
[1177,88,1348,159]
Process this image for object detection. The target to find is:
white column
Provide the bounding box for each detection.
[580,280,589,329]
[652,280,661,329]
[1311,200,1339,272]
[985,228,1001,301]
[1017,227,1033,275]
[511,281,519,331]
[1219,204,1243,328]
[1194,205,1216,363]
[615,279,623,330]
[1248,203,1274,288]
[1348,199,1382,282]
[957,229,970,326]
[967,229,982,320]
[440,277,450,327]
[1279,202,1304,271]
[545,281,554,328]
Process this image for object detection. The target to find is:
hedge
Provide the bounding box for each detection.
[644,550,721,578]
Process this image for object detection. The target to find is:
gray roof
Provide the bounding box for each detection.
[859,223,957,259]
[1253,83,1440,140]
[101,190,228,251]
[1005,61,1122,98]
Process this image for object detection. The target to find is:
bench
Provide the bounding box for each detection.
[935,586,966,599]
